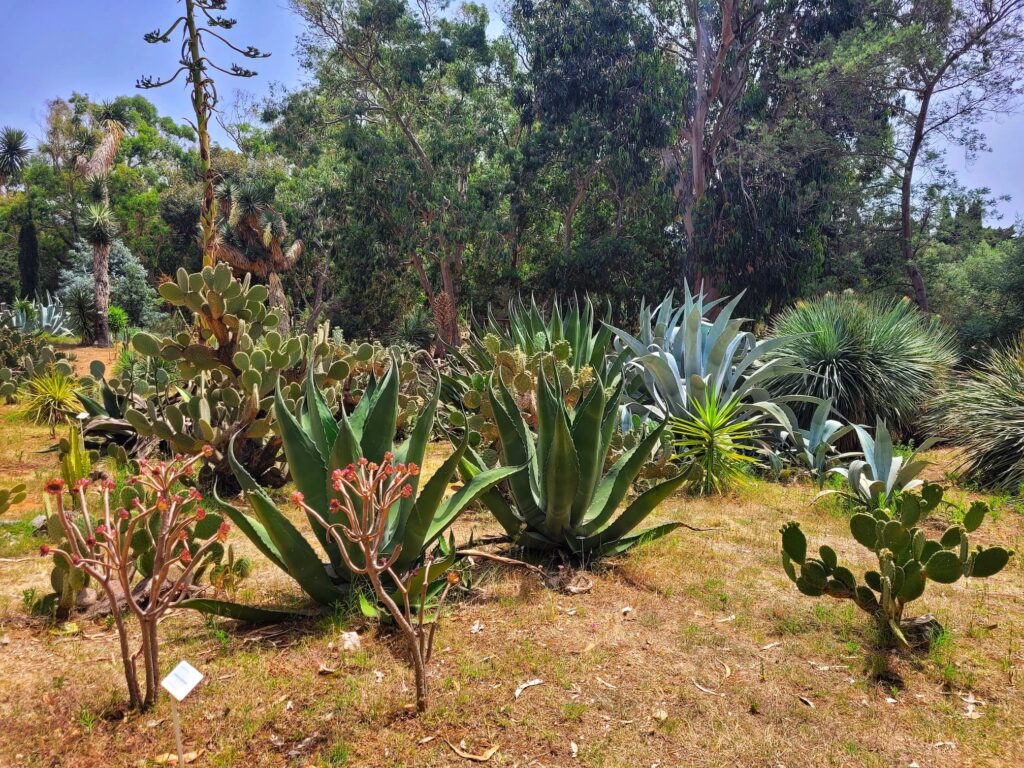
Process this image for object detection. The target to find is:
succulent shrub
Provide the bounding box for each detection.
[929,337,1024,492]
[769,292,957,433]
[821,419,934,510]
[186,364,517,621]
[43,451,231,710]
[461,369,688,557]
[607,283,800,421]
[65,285,99,344]
[1,327,72,403]
[670,388,763,495]
[780,483,1014,646]
[107,305,129,337]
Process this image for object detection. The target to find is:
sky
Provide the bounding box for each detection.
[0,0,1021,223]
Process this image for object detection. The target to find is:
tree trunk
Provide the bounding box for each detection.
[93,243,112,347]
[268,272,291,334]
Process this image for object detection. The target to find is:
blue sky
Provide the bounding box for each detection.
[1,0,1020,222]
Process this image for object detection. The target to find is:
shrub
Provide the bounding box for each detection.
[65,285,98,344]
[769,292,957,433]
[107,306,129,337]
[58,239,159,328]
[392,304,435,350]
[929,338,1024,492]
[781,483,1013,647]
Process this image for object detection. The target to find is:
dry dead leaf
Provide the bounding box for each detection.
[761,642,781,651]
[514,678,544,699]
[595,676,617,689]
[446,740,499,762]
[651,708,668,722]
[418,736,436,745]
[470,620,484,635]
[570,741,579,758]
[798,696,815,708]
[693,679,724,697]
[152,750,202,764]
[317,663,336,676]
[715,614,736,623]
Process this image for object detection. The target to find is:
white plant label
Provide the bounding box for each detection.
[161,660,203,702]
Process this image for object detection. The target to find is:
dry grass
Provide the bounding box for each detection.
[1,427,1022,766]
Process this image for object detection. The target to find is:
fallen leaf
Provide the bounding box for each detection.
[595,676,617,689]
[651,708,668,722]
[798,696,815,708]
[715,614,736,623]
[514,679,544,699]
[693,679,724,697]
[470,620,484,635]
[152,751,202,765]
[418,736,436,745]
[570,741,578,758]
[621,606,633,615]
[761,642,780,651]
[340,631,360,652]
[885,697,898,705]
[317,663,336,676]
[446,740,499,762]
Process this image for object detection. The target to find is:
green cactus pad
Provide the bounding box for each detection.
[924,550,962,584]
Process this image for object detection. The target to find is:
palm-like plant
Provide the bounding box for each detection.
[671,390,763,495]
[0,126,31,190]
[929,337,1024,492]
[189,363,518,620]
[769,293,957,432]
[608,283,800,420]
[462,369,688,557]
[23,370,83,436]
[82,203,118,347]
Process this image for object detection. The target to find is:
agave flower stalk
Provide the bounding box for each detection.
[292,455,457,713]
[43,448,229,710]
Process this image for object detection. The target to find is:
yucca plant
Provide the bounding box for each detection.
[929,337,1024,492]
[820,419,935,510]
[23,370,83,436]
[770,293,957,433]
[461,369,688,557]
[187,361,519,621]
[671,389,763,495]
[608,283,800,421]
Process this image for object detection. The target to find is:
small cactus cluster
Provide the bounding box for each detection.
[80,265,425,490]
[443,333,596,461]
[0,325,73,403]
[780,482,1014,645]
[0,483,26,515]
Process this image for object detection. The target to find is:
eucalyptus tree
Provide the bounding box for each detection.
[289,0,516,350]
[138,0,269,267]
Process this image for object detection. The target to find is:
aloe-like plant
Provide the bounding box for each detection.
[23,369,84,437]
[188,361,519,621]
[608,284,800,421]
[773,398,856,484]
[781,483,1014,646]
[463,368,688,557]
[821,419,935,510]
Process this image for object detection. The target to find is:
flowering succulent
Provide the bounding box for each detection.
[43,449,230,710]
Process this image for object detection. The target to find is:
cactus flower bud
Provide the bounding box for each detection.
[39,544,50,557]
[44,479,64,495]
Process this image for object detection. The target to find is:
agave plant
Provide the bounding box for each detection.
[0,292,71,337]
[820,419,935,510]
[608,284,800,421]
[771,398,856,484]
[187,361,519,621]
[475,294,614,373]
[461,368,688,557]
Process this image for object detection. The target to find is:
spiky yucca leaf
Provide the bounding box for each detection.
[930,337,1024,492]
[770,293,956,431]
[83,203,118,247]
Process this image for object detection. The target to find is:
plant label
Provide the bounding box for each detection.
[161,660,203,702]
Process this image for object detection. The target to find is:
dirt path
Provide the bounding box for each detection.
[53,343,120,377]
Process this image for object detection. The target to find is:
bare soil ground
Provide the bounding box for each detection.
[0,397,1022,767]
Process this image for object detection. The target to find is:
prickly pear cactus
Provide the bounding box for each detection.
[85,265,427,493]
[0,326,73,403]
[780,482,1014,646]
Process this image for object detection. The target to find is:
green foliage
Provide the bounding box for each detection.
[781,484,1014,646]
[609,284,800,421]
[930,337,1024,492]
[462,367,687,558]
[191,364,515,617]
[392,305,434,351]
[821,419,935,510]
[23,369,83,435]
[65,285,99,344]
[0,483,27,515]
[770,293,957,432]
[671,389,761,495]
[771,398,854,484]
[0,292,70,337]
[58,239,159,328]
[107,306,129,337]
